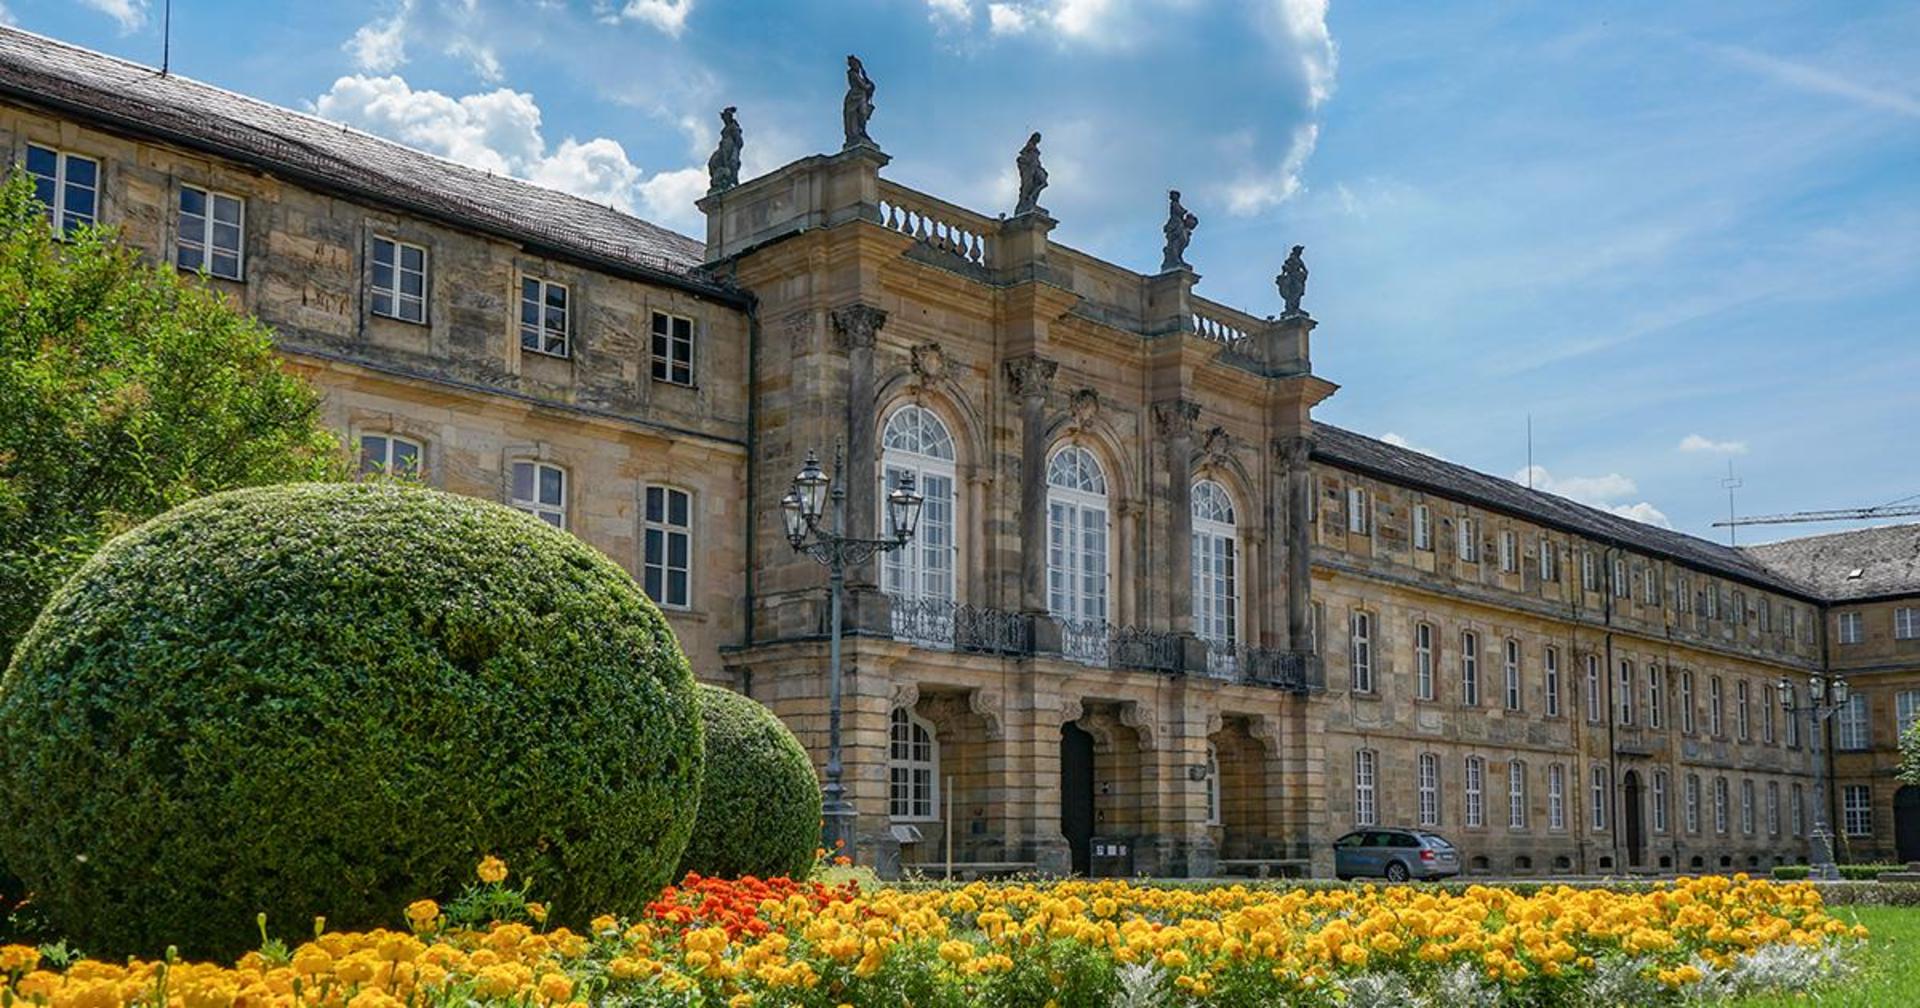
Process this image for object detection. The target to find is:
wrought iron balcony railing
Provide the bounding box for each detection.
[1204,640,1320,692]
[888,594,1031,656]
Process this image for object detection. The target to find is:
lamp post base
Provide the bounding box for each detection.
[1808,828,1841,881]
[822,789,858,864]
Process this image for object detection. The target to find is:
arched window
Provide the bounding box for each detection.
[887,707,938,821]
[1046,445,1110,641]
[881,406,958,621]
[1191,480,1238,670]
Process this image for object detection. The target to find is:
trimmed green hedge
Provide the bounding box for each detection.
[0,483,703,958]
[677,684,821,881]
[1773,864,1908,881]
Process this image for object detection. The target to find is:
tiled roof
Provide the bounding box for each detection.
[1312,424,1828,599]
[1741,524,1920,602]
[0,27,728,298]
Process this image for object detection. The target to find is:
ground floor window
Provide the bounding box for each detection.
[889,708,938,821]
[1842,785,1872,837]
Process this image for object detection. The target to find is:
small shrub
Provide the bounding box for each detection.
[676,684,822,881]
[1772,864,1906,882]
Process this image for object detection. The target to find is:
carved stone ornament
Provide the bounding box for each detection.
[843,54,877,150]
[909,343,948,385]
[1161,189,1199,272]
[890,680,921,711]
[831,303,887,350]
[1014,131,1048,215]
[1057,694,1085,726]
[1152,398,1200,440]
[1118,700,1157,751]
[1068,388,1101,430]
[706,106,743,196]
[1201,425,1234,467]
[1275,244,1309,317]
[970,690,1005,740]
[1005,355,1058,401]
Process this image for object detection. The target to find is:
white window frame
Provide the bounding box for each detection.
[1192,480,1240,660]
[1897,607,1920,641]
[1580,550,1597,592]
[1349,610,1374,693]
[883,406,959,619]
[1417,752,1440,827]
[1897,690,1920,740]
[1508,760,1527,829]
[1740,779,1755,835]
[651,310,696,386]
[357,432,423,479]
[1412,504,1432,550]
[1842,785,1871,837]
[520,276,570,357]
[1647,665,1663,729]
[1652,769,1669,834]
[1710,676,1725,736]
[1046,445,1111,647]
[1836,693,1870,751]
[1585,654,1601,724]
[1503,638,1522,711]
[1538,536,1557,582]
[1591,764,1609,831]
[177,184,244,280]
[1499,530,1517,572]
[1457,516,1478,563]
[1613,557,1629,598]
[1617,660,1634,726]
[1354,749,1377,827]
[1737,679,1751,741]
[642,485,693,610]
[1791,783,1805,836]
[1544,646,1560,717]
[1460,629,1479,706]
[1685,774,1702,834]
[1713,777,1729,835]
[1766,781,1780,836]
[1465,755,1485,828]
[1548,763,1566,830]
[509,459,566,529]
[25,143,98,235]
[1837,610,1862,644]
[1680,670,1695,734]
[888,707,939,821]
[371,235,428,324]
[1346,486,1369,534]
[1415,621,1435,701]
[1786,683,1802,747]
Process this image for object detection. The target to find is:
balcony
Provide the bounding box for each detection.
[887,595,1030,656]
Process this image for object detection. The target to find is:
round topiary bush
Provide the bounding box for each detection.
[0,482,703,958]
[676,684,821,881]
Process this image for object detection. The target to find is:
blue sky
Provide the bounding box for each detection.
[16,1,1920,545]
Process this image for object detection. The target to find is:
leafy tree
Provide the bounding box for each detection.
[0,171,341,667]
[1901,717,1920,787]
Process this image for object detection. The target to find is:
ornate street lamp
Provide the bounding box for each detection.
[782,445,922,861]
[1780,673,1850,881]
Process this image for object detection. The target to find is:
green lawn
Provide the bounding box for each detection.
[1731,905,1920,1006]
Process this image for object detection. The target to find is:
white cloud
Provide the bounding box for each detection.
[1512,464,1672,528]
[0,4,15,26]
[1255,0,1337,106]
[447,37,503,83]
[346,1,413,73]
[79,0,146,32]
[1223,122,1317,215]
[618,0,695,37]
[1678,434,1749,455]
[1702,40,1920,119]
[313,74,695,219]
[636,167,710,232]
[986,2,1030,34]
[926,0,973,30]
[1379,431,1443,459]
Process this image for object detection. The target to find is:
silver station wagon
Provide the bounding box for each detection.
[1332,828,1461,882]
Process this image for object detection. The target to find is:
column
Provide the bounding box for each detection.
[1154,399,1209,673]
[833,303,890,632]
[1006,354,1059,651]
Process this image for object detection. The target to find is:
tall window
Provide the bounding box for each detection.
[1508,760,1528,829]
[1418,752,1440,827]
[25,144,97,235]
[1898,690,1920,740]
[1843,785,1872,837]
[1538,536,1558,581]
[1460,630,1480,706]
[1590,765,1609,831]
[357,433,422,478]
[1349,610,1374,693]
[1713,777,1729,834]
[520,277,570,357]
[1613,557,1629,598]
[1652,770,1669,833]
[1835,694,1870,750]
[1499,530,1517,572]
[1585,655,1601,724]
[1581,550,1597,592]
[1544,646,1560,717]
[1791,784,1805,836]
[1709,676,1724,736]
[1766,782,1780,836]
[1763,682,1777,743]
[1740,779,1755,834]
[1354,750,1377,826]
[1642,566,1661,605]
[509,460,566,528]
[642,486,692,609]
[1046,446,1109,631]
[1412,504,1432,550]
[1192,480,1239,656]
[1346,487,1369,534]
[888,708,937,820]
[371,236,427,323]
[1415,622,1436,701]
[882,407,957,613]
[1457,517,1478,562]
[1465,756,1485,827]
[1897,607,1920,640]
[1680,670,1696,734]
[1685,774,1702,833]
[1647,666,1663,729]
[1205,744,1222,826]
[1548,764,1566,830]
[650,311,696,385]
[177,185,243,280]
[1617,660,1635,726]
[1737,680,1752,741]
[1785,684,1801,747]
[1503,638,1522,711]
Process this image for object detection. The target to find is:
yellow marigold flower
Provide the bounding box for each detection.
[477,855,509,884]
[938,940,973,965]
[538,973,574,1002]
[346,991,404,1008]
[527,902,549,923]
[728,995,756,1008]
[0,944,40,972]
[404,899,439,931]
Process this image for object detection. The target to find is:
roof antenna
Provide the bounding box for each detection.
[1721,461,1743,546]
[161,0,173,75]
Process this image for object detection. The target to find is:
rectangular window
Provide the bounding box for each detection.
[1465,756,1484,828]
[1460,630,1479,706]
[1613,557,1629,598]
[1732,591,1746,627]
[1412,503,1432,550]
[1705,585,1719,620]
[1538,536,1557,581]
[1415,622,1435,701]
[357,433,422,478]
[520,277,570,357]
[1508,761,1527,829]
[1897,608,1920,640]
[1544,646,1560,717]
[509,459,566,528]
[1759,598,1772,633]
[1740,779,1755,834]
[1346,487,1369,534]
[1785,684,1801,747]
[371,236,427,323]
[1580,550,1597,592]
[1591,765,1608,831]
[1652,770,1669,833]
[1617,660,1634,726]
[1418,753,1440,827]
[1585,655,1601,724]
[1843,785,1872,837]
[1710,676,1724,736]
[642,486,692,609]
[1713,777,1729,834]
[1763,689,1776,744]
[1898,690,1920,739]
[1504,638,1522,711]
[1643,566,1660,605]
[1737,680,1751,741]
[177,185,244,280]
[1685,774,1701,833]
[1836,693,1870,750]
[1791,784,1805,836]
[1354,750,1377,827]
[1457,517,1478,562]
[1349,610,1373,693]
[1647,666,1663,729]
[1766,782,1780,836]
[651,310,695,385]
[1499,530,1517,572]
[1681,670,1696,734]
[1785,605,1797,640]
[1548,764,1566,830]
[1837,611,1863,644]
[25,144,98,236]
[1677,576,1691,613]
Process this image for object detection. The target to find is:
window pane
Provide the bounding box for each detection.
[546,284,567,310]
[212,194,241,225]
[538,466,564,506]
[400,245,424,271]
[392,440,420,473]
[180,185,206,216]
[668,490,689,526]
[373,239,395,267]
[645,487,664,522]
[359,436,388,474]
[399,269,423,296]
[211,252,241,278]
[373,261,394,290]
[65,156,97,186]
[644,568,663,599]
[667,570,687,604]
[179,243,205,271]
[667,533,688,567]
[25,145,56,176]
[372,291,393,316]
[511,462,534,502]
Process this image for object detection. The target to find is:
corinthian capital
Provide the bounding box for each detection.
[831,303,888,350]
[1004,354,1058,401]
[1152,398,1201,441]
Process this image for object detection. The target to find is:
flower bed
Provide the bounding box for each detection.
[0,864,1867,1007]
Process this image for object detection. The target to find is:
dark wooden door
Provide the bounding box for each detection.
[1896,786,1920,863]
[1623,770,1645,867]
[1061,723,1095,876]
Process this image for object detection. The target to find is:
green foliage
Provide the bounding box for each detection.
[1772,865,1909,882]
[1901,717,1920,787]
[0,170,341,670]
[676,684,822,881]
[0,483,703,959]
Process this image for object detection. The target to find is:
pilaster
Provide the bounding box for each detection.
[834,302,891,633]
[1007,354,1061,653]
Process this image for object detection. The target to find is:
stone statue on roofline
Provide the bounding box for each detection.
[707,106,742,195]
[1014,131,1048,215]
[1161,189,1198,272]
[1276,244,1308,317]
[843,55,876,150]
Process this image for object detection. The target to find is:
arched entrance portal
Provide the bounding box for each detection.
[1896,786,1920,863]
[1060,723,1095,875]
[1622,770,1646,868]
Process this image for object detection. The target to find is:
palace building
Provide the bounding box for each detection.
[5,26,1916,878]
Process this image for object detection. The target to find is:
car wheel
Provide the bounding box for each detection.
[1385,861,1410,882]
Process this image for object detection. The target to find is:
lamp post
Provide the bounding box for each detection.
[1779,673,1850,881]
[781,445,924,861]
